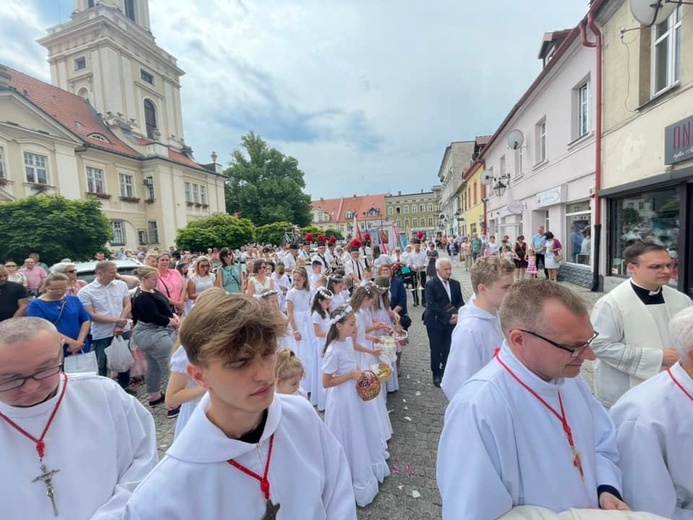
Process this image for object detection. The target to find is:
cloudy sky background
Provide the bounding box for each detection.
[2,0,589,198]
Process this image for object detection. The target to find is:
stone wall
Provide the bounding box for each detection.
[558,263,592,288]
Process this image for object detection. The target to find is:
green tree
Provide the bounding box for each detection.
[175,213,254,251]
[324,228,343,240]
[0,195,111,265]
[300,225,322,237]
[224,132,312,226]
[255,221,294,245]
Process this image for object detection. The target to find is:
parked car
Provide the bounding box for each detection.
[74,258,143,288]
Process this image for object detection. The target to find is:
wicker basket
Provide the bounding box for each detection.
[356,370,381,401]
[370,363,392,383]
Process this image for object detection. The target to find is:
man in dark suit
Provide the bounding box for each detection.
[423,258,464,387]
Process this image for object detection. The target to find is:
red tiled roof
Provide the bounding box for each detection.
[4,65,210,172]
[475,135,493,146]
[312,194,386,223]
[5,66,140,158]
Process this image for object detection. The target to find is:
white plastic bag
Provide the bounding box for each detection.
[63,351,98,374]
[104,335,135,372]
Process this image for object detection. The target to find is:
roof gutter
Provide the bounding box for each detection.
[580,9,603,291]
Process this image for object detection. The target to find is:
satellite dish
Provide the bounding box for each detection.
[480,173,493,186]
[507,129,524,150]
[630,0,677,26]
[507,200,524,215]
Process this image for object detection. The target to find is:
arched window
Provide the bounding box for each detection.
[143,99,157,139]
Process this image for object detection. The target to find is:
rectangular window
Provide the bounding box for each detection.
[140,69,154,85]
[428,217,434,226]
[487,167,494,198]
[577,83,589,138]
[396,207,400,215]
[565,201,592,266]
[86,167,105,193]
[387,207,393,216]
[137,229,148,246]
[412,218,418,227]
[403,205,409,214]
[148,221,159,244]
[119,173,135,198]
[412,204,417,213]
[536,119,547,163]
[652,7,681,97]
[500,155,506,177]
[145,183,155,201]
[200,185,207,205]
[428,203,433,212]
[112,220,126,246]
[184,182,191,202]
[124,0,136,22]
[515,147,523,177]
[0,146,6,178]
[192,184,199,203]
[420,204,425,212]
[74,57,86,71]
[24,152,48,184]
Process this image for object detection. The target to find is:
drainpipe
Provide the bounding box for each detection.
[580,13,603,292]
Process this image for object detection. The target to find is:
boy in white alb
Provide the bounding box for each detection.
[442,257,514,400]
[0,317,157,519]
[124,289,356,519]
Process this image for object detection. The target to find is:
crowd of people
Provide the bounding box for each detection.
[0,233,691,519]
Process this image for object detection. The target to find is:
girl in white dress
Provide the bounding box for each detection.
[165,345,206,439]
[310,288,333,411]
[286,268,314,393]
[185,256,215,314]
[322,306,390,507]
[271,263,291,312]
[326,275,347,311]
[350,284,393,442]
[259,289,293,352]
[275,349,307,398]
[373,276,399,393]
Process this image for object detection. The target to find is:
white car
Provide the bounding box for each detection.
[73,259,143,289]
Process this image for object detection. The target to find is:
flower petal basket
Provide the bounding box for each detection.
[356,370,381,401]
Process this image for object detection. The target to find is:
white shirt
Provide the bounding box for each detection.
[410,250,427,269]
[124,393,356,519]
[344,258,365,281]
[610,361,693,519]
[437,343,622,519]
[78,279,131,340]
[442,302,503,400]
[0,373,157,520]
[437,275,451,300]
[283,253,297,271]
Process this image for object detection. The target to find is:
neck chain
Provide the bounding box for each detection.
[667,366,693,402]
[0,372,68,516]
[494,350,585,482]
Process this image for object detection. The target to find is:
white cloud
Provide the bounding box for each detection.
[4,0,588,198]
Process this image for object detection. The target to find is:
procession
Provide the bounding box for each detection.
[2,0,693,518]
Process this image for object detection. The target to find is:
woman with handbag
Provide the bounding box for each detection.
[543,231,563,282]
[131,267,181,410]
[26,273,93,372]
[155,253,186,315]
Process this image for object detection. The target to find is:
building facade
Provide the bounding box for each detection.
[0,0,225,252]
[461,159,487,238]
[385,190,438,240]
[436,141,475,237]
[477,26,597,287]
[311,194,387,238]
[597,0,692,296]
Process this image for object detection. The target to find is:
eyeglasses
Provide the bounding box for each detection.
[64,269,77,274]
[0,364,63,392]
[515,329,599,358]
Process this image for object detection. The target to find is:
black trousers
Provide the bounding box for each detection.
[426,324,453,378]
[413,271,427,305]
[535,253,549,278]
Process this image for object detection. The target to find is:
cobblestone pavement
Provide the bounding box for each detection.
[132,255,607,517]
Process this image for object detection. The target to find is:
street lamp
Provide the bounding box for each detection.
[481,172,511,198]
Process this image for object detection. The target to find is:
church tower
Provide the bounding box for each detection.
[38,0,186,148]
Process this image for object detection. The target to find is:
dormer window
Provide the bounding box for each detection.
[88,133,110,143]
[345,211,354,219]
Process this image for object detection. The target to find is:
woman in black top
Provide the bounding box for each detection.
[131,267,181,406]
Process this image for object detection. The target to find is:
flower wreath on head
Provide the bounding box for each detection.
[255,289,279,300]
[316,288,334,299]
[373,281,390,291]
[329,305,353,325]
[327,274,343,284]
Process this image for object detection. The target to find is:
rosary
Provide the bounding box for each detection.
[0,373,68,517]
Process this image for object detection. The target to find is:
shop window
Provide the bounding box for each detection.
[565,201,591,265]
[609,187,680,284]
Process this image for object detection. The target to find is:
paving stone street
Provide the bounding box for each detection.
[137,255,606,519]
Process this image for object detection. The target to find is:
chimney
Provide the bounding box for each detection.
[398,191,401,196]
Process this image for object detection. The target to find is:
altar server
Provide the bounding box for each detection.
[610,306,693,519]
[438,280,628,519]
[591,242,692,407]
[0,317,157,519]
[124,289,356,519]
[442,257,513,400]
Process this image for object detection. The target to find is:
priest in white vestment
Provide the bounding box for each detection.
[590,242,692,408]
[610,306,693,519]
[0,317,158,520]
[438,280,628,520]
[124,290,356,519]
[441,256,513,400]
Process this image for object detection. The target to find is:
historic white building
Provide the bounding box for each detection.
[0,0,225,251]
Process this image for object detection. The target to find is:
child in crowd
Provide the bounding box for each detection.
[327,274,347,311]
[322,306,390,507]
[501,244,514,264]
[125,292,356,518]
[309,260,323,289]
[441,257,515,400]
[271,262,291,312]
[259,289,292,352]
[310,288,333,411]
[286,268,314,393]
[526,248,538,279]
[372,276,398,393]
[359,267,373,287]
[275,349,307,398]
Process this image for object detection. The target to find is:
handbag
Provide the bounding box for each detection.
[63,351,98,374]
[553,239,564,263]
[104,335,135,372]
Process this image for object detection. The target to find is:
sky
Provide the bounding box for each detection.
[2,0,590,199]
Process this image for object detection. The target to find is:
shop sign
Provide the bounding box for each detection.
[536,186,562,208]
[665,115,693,165]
